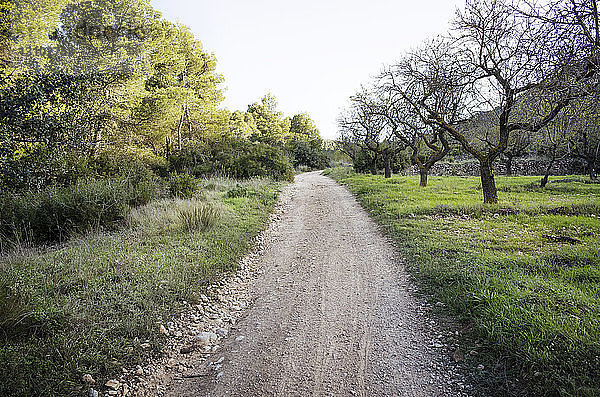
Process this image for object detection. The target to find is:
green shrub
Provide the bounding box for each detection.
[0,147,92,192]
[168,173,198,198]
[226,184,256,198]
[352,146,411,174]
[286,138,329,170]
[169,137,294,182]
[0,175,158,249]
[91,149,166,180]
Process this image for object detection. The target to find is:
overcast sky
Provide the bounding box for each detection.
[149,0,465,140]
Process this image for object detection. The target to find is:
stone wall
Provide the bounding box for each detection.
[405,157,586,177]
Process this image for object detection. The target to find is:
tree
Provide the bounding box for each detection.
[424,0,581,203]
[535,105,575,187]
[338,87,403,178]
[520,0,599,92]
[503,116,533,176]
[133,21,224,153]
[228,110,259,138]
[569,98,600,180]
[286,113,328,169]
[379,39,467,186]
[247,94,290,145]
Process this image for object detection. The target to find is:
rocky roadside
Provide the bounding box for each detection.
[82,190,291,397]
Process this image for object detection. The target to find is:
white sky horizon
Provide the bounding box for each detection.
[149,0,465,140]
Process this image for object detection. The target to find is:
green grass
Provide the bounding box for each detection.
[0,177,283,397]
[324,167,600,396]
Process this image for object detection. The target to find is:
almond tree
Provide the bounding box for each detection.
[569,98,600,180]
[426,0,581,203]
[536,106,576,187]
[379,39,467,187]
[338,87,403,177]
[520,0,599,89]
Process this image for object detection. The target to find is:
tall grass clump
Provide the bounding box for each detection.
[178,201,224,231]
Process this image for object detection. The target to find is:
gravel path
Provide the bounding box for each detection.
[161,171,470,397]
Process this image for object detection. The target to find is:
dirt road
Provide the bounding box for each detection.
[165,171,467,396]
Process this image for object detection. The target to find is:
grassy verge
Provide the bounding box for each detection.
[324,167,600,396]
[0,177,283,396]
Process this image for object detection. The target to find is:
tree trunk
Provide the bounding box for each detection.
[185,106,193,134]
[480,162,498,204]
[589,161,598,181]
[177,107,185,150]
[384,154,391,178]
[505,155,513,176]
[165,136,171,160]
[540,157,555,188]
[91,128,102,157]
[419,167,428,187]
[370,156,377,175]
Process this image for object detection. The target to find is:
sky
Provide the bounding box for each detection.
[149,0,465,140]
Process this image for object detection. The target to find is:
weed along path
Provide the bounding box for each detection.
[163,171,468,396]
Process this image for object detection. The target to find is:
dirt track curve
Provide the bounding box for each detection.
[164,171,468,397]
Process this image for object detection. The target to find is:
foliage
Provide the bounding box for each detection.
[169,137,294,182]
[0,167,158,248]
[226,183,255,198]
[133,20,225,150]
[352,145,410,174]
[1,0,316,195]
[246,94,290,144]
[286,138,329,170]
[327,168,600,396]
[168,173,197,198]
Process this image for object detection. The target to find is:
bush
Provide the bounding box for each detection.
[0,147,92,192]
[353,147,411,174]
[169,137,294,182]
[0,175,158,249]
[168,173,198,198]
[286,138,329,170]
[226,184,256,198]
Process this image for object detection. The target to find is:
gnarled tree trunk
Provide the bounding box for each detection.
[505,155,513,176]
[419,167,429,187]
[480,162,498,204]
[384,154,392,178]
[540,156,556,188]
[589,161,598,181]
[370,157,377,175]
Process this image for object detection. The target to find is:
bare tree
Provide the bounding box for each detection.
[338,87,404,178]
[421,0,583,203]
[503,122,534,176]
[378,39,472,187]
[568,98,600,180]
[536,110,575,187]
[520,0,599,90]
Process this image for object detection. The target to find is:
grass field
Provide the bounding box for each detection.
[324,167,600,396]
[0,177,283,396]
